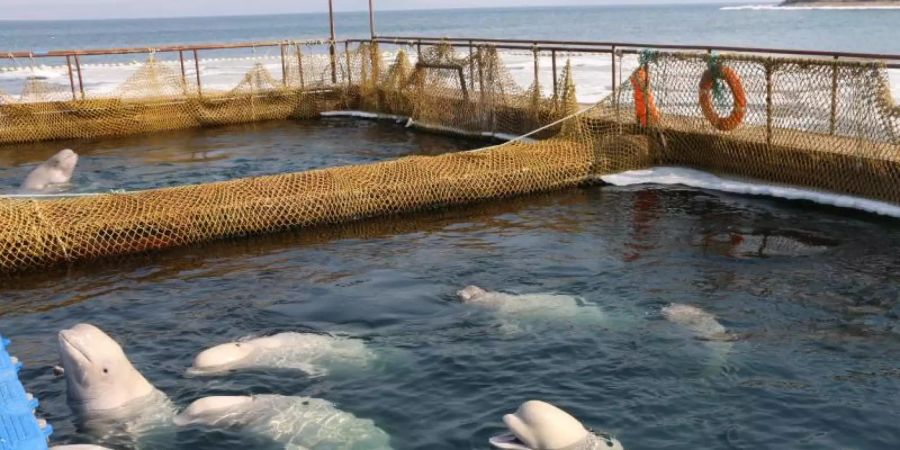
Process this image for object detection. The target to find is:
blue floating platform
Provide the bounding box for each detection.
[0,336,51,450]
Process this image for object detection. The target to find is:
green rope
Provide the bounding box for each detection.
[639,49,659,67]
[707,53,728,107]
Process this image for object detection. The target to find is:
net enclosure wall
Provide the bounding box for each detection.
[0,41,898,274]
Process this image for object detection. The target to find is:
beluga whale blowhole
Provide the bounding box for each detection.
[490,400,623,450]
[21,148,78,192]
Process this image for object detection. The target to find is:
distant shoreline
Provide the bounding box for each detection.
[780,0,900,5]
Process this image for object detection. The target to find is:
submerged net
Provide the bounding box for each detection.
[0,42,898,274]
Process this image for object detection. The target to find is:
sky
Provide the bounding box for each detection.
[2,1,767,21]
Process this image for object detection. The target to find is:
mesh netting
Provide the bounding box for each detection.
[0,43,898,274]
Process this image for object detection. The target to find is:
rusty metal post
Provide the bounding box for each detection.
[328,0,338,84]
[551,49,558,98]
[73,54,85,99]
[766,63,773,145]
[830,56,838,135]
[280,43,287,86]
[178,50,187,88]
[193,49,202,96]
[532,45,540,89]
[345,41,352,87]
[611,45,617,102]
[469,40,474,91]
[65,55,77,100]
[368,0,376,39]
[295,44,305,89]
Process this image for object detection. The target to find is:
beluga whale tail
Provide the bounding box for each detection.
[490,400,623,450]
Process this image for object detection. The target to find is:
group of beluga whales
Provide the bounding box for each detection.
[46,284,737,450]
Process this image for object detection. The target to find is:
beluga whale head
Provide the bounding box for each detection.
[456,285,488,303]
[190,341,256,373]
[21,148,78,191]
[57,323,155,414]
[490,401,623,450]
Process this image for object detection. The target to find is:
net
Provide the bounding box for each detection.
[0,42,897,274]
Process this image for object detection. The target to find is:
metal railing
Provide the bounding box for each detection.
[1,38,348,100]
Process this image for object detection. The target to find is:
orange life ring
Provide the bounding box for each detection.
[698,66,746,132]
[630,67,660,126]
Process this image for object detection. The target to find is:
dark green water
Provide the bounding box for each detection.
[1,120,899,449]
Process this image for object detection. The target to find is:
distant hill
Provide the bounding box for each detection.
[781,0,900,4]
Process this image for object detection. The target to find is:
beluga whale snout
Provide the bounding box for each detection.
[490,400,623,450]
[21,148,78,191]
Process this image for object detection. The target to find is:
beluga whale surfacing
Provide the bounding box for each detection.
[21,148,78,191]
[57,323,176,446]
[187,332,375,377]
[174,395,393,450]
[490,400,623,450]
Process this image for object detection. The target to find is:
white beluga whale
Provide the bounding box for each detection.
[57,323,176,447]
[661,304,735,372]
[174,395,393,450]
[661,304,731,342]
[21,148,78,191]
[490,400,623,450]
[187,332,375,377]
[457,286,589,318]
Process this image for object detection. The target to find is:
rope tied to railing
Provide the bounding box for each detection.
[706,52,728,107]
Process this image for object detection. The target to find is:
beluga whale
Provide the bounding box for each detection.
[57,323,176,447]
[187,332,375,377]
[21,148,78,191]
[457,285,589,318]
[661,303,736,372]
[174,394,393,450]
[490,400,623,450]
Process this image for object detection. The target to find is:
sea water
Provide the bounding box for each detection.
[0,4,899,450]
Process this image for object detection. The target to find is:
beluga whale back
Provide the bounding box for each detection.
[187,332,375,377]
[175,394,393,450]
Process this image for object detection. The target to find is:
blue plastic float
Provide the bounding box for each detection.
[0,335,51,450]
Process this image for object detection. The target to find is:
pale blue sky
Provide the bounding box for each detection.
[3,1,769,21]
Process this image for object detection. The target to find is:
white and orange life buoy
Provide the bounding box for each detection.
[698,66,747,132]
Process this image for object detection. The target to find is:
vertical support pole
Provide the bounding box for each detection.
[830,56,838,135]
[368,0,376,39]
[611,46,617,102]
[280,43,287,86]
[179,50,187,89]
[551,49,558,98]
[193,49,202,97]
[65,55,77,100]
[765,63,773,146]
[328,0,337,84]
[296,44,305,89]
[417,40,422,60]
[468,40,474,91]
[345,41,352,87]
[73,54,85,99]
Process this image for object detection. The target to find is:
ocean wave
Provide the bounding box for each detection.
[722,4,900,10]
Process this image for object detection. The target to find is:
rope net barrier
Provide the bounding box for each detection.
[0,42,897,273]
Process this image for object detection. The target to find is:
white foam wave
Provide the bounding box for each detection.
[722,4,900,10]
[601,167,900,218]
